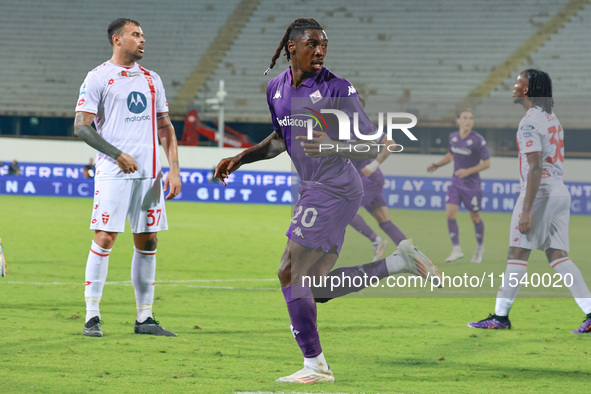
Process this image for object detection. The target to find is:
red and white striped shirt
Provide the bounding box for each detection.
[76,61,168,179]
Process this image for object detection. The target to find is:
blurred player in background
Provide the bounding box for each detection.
[468,69,591,333]
[0,237,6,277]
[348,134,407,260]
[74,18,181,338]
[428,109,490,263]
[215,17,439,383]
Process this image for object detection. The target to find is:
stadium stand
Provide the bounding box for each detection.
[0,0,241,117]
[0,0,589,136]
[199,0,571,122]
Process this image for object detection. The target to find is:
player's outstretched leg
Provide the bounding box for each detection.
[393,239,441,283]
[312,259,390,302]
[467,314,511,329]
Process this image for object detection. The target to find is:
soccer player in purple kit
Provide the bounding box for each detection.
[428,109,490,263]
[215,18,440,383]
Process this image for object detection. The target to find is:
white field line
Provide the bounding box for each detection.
[0,279,569,296]
[0,278,278,290]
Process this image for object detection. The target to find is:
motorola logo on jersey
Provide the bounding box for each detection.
[127,92,147,114]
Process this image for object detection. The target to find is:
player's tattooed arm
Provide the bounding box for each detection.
[156,113,181,199]
[214,131,286,186]
[74,112,138,173]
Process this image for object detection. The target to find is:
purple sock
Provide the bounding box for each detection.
[282,283,322,358]
[379,221,407,245]
[474,220,484,246]
[312,259,389,302]
[447,219,460,246]
[349,214,377,242]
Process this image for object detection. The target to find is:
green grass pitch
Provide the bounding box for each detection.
[1,195,590,393]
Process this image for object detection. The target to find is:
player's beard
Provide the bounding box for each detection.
[132,50,144,62]
[513,96,525,105]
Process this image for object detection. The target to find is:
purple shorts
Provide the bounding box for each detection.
[446,183,482,212]
[287,184,363,255]
[361,170,386,213]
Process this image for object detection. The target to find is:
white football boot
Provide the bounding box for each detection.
[276,367,335,383]
[445,246,464,263]
[372,236,389,261]
[470,245,485,263]
[395,239,441,284]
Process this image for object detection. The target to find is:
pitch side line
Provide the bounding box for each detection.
[0,278,277,286]
[0,280,570,296]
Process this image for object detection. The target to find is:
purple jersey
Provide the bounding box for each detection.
[449,131,490,190]
[267,67,374,198]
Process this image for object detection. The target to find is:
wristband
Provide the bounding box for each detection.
[364,160,379,173]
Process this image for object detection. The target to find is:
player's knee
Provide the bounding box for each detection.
[277,265,291,287]
[134,233,158,250]
[94,231,117,249]
[507,247,530,261]
[545,248,567,263]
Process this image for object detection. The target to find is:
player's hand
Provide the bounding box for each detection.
[455,168,469,178]
[214,156,242,186]
[427,163,438,173]
[361,167,373,177]
[164,172,182,200]
[295,130,334,158]
[362,160,379,177]
[116,152,138,174]
[518,211,533,234]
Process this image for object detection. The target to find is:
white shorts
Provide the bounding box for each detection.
[509,191,570,253]
[90,174,168,233]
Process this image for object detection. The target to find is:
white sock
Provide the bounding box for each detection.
[131,247,156,322]
[85,241,110,322]
[372,235,383,246]
[385,253,407,275]
[550,257,591,314]
[494,260,528,316]
[304,352,329,372]
[137,304,153,323]
[453,245,463,253]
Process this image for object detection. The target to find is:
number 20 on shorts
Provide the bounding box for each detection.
[290,206,318,228]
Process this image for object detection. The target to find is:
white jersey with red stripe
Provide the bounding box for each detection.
[75,61,168,179]
[516,106,568,195]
